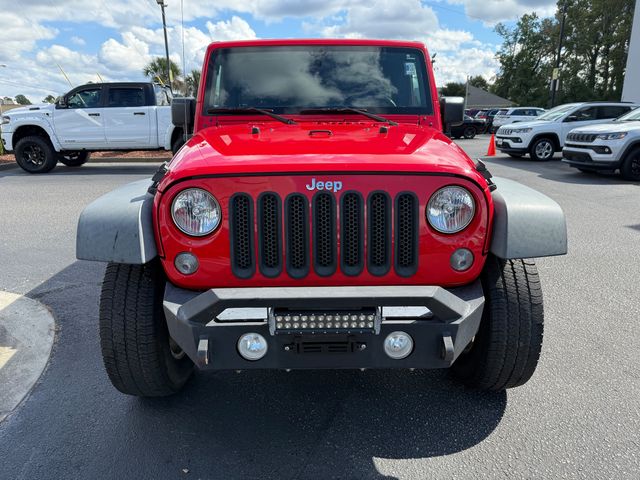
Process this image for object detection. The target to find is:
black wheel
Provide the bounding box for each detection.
[99,261,194,396]
[59,151,90,167]
[620,147,640,181]
[14,135,58,173]
[451,256,544,391]
[529,137,555,161]
[463,126,476,139]
[171,136,185,155]
[508,153,524,158]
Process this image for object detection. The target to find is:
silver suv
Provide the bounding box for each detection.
[495,102,637,161]
[562,107,640,180]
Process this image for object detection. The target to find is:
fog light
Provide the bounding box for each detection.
[237,333,268,361]
[383,331,413,360]
[450,248,474,271]
[175,252,199,275]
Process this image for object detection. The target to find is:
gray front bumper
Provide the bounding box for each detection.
[163,282,485,370]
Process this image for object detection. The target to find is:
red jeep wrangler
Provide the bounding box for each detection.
[77,39,567,396]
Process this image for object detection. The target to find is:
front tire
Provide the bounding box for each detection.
[463,126,476,139]
[529,137,555,161]
[59,151,90,167]
[451,256,544,391]
[620,147,640,181]
[99,261,194,396]
[14,136,58,173]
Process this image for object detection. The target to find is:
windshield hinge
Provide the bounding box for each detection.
[475,159,497,191]
[148,161,170,195]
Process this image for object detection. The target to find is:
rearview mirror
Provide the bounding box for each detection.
[440,96,465,132]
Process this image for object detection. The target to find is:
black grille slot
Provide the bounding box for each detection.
[567,132,596,143]
[367,192,391,276]
[257,193,282,277]
[340,192,364,276]
[229,194,255,278]
[313,192,337,276]
[395,193,419,277]
[285,194,310,278]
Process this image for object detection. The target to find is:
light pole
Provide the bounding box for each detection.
[550,1,567,107]
[156,0,171,90]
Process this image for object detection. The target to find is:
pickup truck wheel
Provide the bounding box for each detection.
[451,255,544,391]
[463,126,476,139]
[59,151,90,167]
[99,261,194,397]
[529,137,555,161]
[171,135,185,155]
[620,147,640,181]
[15,136,58,174]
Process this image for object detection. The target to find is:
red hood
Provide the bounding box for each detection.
[159,121,485,190]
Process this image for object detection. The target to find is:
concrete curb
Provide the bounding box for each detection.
[0,291,55,423]
[0,162,17,171]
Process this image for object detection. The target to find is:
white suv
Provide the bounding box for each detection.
[495,102,637,161]
[562,107,640,180]
[492,107,545,131]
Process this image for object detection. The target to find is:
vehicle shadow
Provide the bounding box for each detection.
[2,261,506,480]
[0,163,161,178]
[482,155,640,186]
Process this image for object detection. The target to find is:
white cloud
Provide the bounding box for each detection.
[447,0,557,24]
[70,36,86,46]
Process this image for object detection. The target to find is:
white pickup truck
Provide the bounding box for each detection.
[1,82,187,173]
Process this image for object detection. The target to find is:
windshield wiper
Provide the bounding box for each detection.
[300,108,398,126]
[207,107,297,125]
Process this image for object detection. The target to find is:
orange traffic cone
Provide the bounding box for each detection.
[486,133,496,157]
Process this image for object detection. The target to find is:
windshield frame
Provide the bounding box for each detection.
[616,106,640,122]
[201,45,434,117]
[536,103,580,121]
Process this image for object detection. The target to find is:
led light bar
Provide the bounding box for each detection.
[268,308,381,335]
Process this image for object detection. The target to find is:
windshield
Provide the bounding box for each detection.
[537,104,578,121]
[617,107,640,122]
[203,45,432,115]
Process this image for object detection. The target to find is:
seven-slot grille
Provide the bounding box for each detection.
[567,132,597,143]
[229,191,419,279]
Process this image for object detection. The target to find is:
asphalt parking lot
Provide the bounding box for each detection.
[1,135,639,479]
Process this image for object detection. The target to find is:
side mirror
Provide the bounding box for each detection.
[440,96,465,132]
[56,97,67,109]
[171,97,196,135]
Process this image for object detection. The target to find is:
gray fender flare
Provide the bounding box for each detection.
[76,180,157,264]
[490,177,567,259]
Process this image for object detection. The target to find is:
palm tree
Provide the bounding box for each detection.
[143,57,182,89]
[184,69,201,97]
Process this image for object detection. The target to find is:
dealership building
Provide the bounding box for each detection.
[623,0,640,102]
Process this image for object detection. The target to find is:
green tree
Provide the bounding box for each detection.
[469,75,490,90]
[143,57,182,88]
[184,69,201,97]
[42,95,57,103]
[491,13,556,107]
[491,0,635,106]
[14,94,32,105]
[440,82,466,97]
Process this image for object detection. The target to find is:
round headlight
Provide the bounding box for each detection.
[171,188,221,236]
[427,186,475,234]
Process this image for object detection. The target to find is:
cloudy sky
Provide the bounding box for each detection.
[0,0,557,103]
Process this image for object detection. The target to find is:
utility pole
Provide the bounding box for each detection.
[551,1,568,107]
[157,0,171,90]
